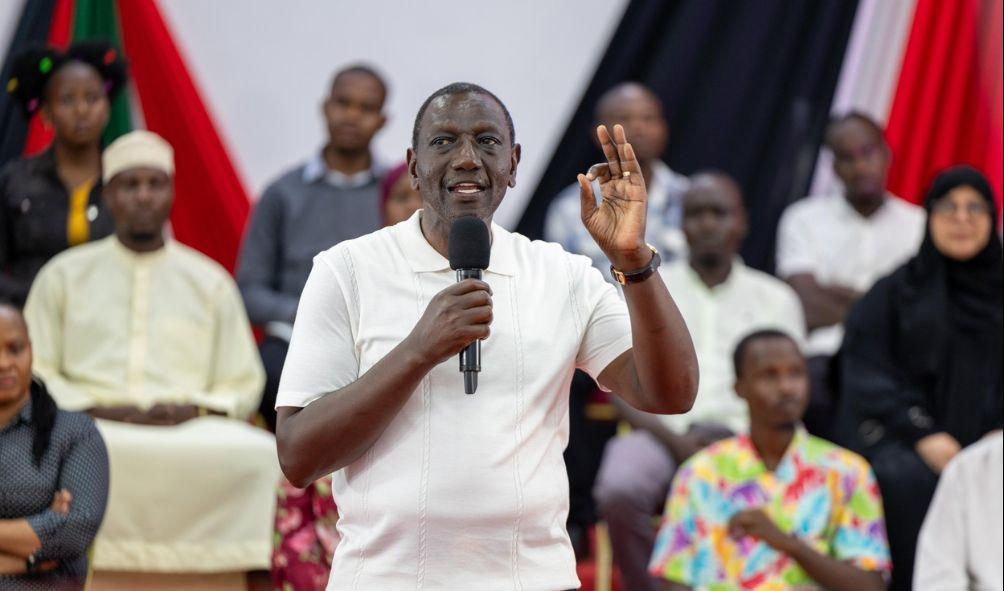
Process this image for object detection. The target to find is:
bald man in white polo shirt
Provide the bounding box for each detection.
[274,82,699,590]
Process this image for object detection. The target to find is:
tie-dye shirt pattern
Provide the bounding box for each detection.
[649,428,890,590]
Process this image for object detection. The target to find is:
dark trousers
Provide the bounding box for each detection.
[871,443,939,591]
[804,354,838,442]
[258,336,290,433]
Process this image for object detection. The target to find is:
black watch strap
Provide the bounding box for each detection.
[610,245,661,285]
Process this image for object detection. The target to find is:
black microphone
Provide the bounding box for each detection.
[448,216,491,395]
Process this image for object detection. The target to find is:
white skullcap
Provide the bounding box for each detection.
[102,130,174,183]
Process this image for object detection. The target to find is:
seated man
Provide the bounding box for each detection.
[649,329,890,590]
[775,112,924,438]
[914,431,1003,590]
[594,172,805,591]
[24,130,280,573]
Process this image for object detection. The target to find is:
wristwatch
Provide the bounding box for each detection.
[610,244,661,285]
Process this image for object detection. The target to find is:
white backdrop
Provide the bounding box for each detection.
[155,0,629,227]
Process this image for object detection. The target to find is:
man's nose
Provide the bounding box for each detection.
[452,138,481,170]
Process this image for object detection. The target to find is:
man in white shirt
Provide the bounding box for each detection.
[24,131,279,572]
[274,82,699,590]
[594,171,805,591]
[775,112,924,438]
[914,432,1003,591]
[545,82,689,275]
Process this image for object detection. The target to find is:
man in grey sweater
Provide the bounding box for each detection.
[237,65,389,431]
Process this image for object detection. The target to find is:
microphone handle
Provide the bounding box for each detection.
[456,268,482,394]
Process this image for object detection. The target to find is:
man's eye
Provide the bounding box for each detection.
[479,136,501,146]
[431,137,453,147]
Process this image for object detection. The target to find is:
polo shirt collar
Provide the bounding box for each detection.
[397,210,516,276]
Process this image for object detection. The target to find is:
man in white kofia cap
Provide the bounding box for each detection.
[24,130,281,575]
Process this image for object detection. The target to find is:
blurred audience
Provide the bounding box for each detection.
[0,42,127,306]
[237,65,389,432]
[650,329,890,591]
[0,302,108,590]
[776,112,925,439]
[546,82,689,274]
[914,431,1002,591]
[23,131,279,573]
[594,172,804,591]
[836,165,1002,590]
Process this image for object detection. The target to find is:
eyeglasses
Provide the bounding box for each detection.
[931,199,991,218]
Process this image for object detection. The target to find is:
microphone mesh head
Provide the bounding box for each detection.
[448,216,491,270]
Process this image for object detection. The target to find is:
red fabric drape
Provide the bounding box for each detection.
[115,0,250,271]
[22,0,75,156]
[886,0,1003,215]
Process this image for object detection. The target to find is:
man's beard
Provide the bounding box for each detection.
[129,230,159,243]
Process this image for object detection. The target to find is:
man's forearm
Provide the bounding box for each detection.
[786,274,851,330]
[276,338,434,487]
[780,535,885,591]
[0,519,42,558]
[617,272,698,414]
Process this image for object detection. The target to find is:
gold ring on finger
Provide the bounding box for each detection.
[622,171,631,179]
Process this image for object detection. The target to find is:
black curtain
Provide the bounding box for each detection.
[517,0,859,272]
[0,0,57,168]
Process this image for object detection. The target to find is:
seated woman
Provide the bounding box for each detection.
[1,42,127,305]
[836,166,1003,591]
[0,302,109,590]
[270,162,421,591]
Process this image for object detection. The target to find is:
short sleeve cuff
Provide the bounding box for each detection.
[580,333,633,392]
[775,260,815,279]
[275,390,327,409]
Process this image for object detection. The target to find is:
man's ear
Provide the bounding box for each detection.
[508,143,521,188]
[406,148,419,190]
[734,378,747,402]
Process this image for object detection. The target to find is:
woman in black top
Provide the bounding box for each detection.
[0,301,108,590]
[0,42,127,305]
[836,166,1003,591]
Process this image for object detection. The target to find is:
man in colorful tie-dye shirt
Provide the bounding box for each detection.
[649,329,890,590]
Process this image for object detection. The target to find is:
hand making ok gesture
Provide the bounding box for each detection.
[577,124,652,271]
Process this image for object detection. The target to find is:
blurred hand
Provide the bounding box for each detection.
[50,489,72,514]
[728,508,792,552]
[403,279,492,366]
[915,432,961,474]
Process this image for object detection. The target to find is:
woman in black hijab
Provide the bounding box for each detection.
[836,165,1003,591]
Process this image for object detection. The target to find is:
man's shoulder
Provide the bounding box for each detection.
[313,223,398,268]
[681,436,747,476]
[168,242,237,286]
[882,194,926,220]
[260,161,312,198]
[509,228,598,275]
[948,433,1003,478]
[40,237,112,276]
[735,263,798,299]
[781,194,842,221]
[802,434,873,475]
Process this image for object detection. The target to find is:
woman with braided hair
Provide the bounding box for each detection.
[0,41,127,305]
